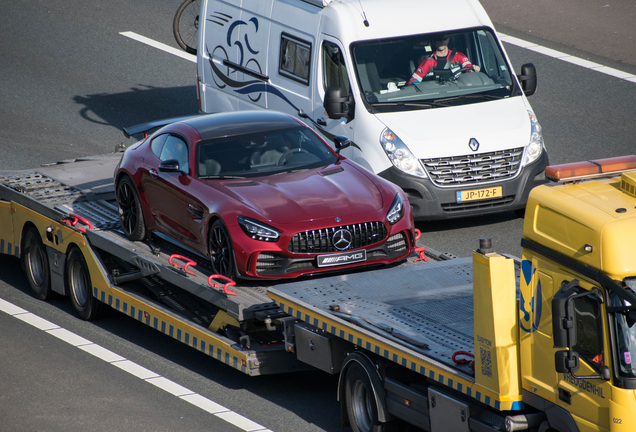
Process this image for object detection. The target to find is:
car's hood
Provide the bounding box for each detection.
[376,97,531,159]
[210,162,385,223]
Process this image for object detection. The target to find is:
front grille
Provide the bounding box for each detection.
[288,222,387,253]
[386,232,408,253]
[442,195,515,212]
[421,147,524,186]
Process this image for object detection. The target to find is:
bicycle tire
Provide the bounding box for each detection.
[173,0,200,55]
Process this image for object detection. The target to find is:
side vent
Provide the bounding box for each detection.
[621,171,636,198]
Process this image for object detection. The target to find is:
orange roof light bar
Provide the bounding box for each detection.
[545,155,636,182]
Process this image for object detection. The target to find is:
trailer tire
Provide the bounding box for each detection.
[66,247,104,320]
[116,176,147,241]
[345,362,394,432]
[23,227,53,300]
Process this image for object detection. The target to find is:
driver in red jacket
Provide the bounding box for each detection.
[408,35,481,86]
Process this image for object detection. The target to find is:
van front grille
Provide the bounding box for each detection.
[421,147,524,186]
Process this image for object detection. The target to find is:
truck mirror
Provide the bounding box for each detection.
[517,63,537,97]
[552,280,579,348]
[324,87,355,123]
[333,136,351,153]
[555,350,579,374]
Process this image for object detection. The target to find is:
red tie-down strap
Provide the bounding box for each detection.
[61,213,94,233]
[413,228,428,262]
[168,254,197,275]
[208,274,238,297]
[452,351,475,371]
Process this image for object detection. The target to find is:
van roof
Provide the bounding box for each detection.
[322,0,494,42]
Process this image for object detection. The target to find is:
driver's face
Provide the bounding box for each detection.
[435,36,449,50]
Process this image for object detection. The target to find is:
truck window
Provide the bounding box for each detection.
[573,293,605,369]
[611,286,636,378]
[279,33,312,85]
[323,41,350,97]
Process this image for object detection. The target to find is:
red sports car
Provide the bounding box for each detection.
[115,111,414,279]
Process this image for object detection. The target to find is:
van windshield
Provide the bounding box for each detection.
[351,28,516,113]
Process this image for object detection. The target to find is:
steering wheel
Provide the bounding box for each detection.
[278,148,309,166]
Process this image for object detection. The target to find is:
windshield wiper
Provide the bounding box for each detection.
[371,101,450,108]
[199,175,246,179]
[433,94,505,103]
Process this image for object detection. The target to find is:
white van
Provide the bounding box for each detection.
[196,0,548,221]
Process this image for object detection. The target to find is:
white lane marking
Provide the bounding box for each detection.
[120,30,635,84]
[498,33,636,83]
[1,298,271,432]
[120,31,196,63]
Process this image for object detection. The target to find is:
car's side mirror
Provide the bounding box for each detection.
[517,63,537,97]
[324,87,355,123]
[159,159,181,173]
[333,136,351,154]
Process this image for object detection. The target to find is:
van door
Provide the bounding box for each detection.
[313,37,355,148]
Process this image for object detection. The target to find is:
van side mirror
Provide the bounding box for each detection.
[324,87,355,123]
[517,63,537,97]
[333,136,351,154]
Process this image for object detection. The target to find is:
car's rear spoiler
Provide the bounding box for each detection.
[122,114,203,139]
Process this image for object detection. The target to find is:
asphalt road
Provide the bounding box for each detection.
[1,1,635,431]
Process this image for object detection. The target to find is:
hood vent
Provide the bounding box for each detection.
[319,167,344,177]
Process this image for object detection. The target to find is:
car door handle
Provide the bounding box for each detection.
[149,169,158,178]
[317,118,327,126]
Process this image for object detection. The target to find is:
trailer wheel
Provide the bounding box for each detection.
[345,362,392,432]
[116,176,147,241]
[66,247,103,320]
[23,227,53,300]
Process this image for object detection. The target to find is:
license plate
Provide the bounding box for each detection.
[317,250,367,267]
[456,186,503,202]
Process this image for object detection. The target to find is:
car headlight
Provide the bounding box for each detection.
[238,216,280,242]
[386,194,405,225]
[523,111,544,166]
[380,128,427,178]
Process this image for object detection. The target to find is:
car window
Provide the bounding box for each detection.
[197,126,337,178]
[150,134,169,158]
[160,135,189,173]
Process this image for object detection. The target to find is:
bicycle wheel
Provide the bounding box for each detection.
[173,0,200,55]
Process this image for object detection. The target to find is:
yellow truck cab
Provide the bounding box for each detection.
[520,155,636,431]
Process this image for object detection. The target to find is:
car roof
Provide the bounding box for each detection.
[182,111,302,141]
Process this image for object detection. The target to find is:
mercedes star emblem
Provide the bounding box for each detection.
[332,229,353,251]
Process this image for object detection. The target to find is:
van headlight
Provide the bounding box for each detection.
[386,194,405,225]
[380,128,427,178]
[522,111,544,166]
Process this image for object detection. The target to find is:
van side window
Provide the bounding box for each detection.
[279,34,312,85]
[323,41,350,97]
[160,135,189,174]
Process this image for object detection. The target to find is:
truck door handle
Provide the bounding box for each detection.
[149,169,158,178]
[317,118,327,126]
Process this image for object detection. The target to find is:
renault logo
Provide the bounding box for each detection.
[332,229,353,251]
[468,138,480,152]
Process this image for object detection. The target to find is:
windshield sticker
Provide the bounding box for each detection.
[626,352,632,364]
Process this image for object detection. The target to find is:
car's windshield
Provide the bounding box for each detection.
[196,126,337,178]
[351,27,516,113]
[611,283,636,378]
